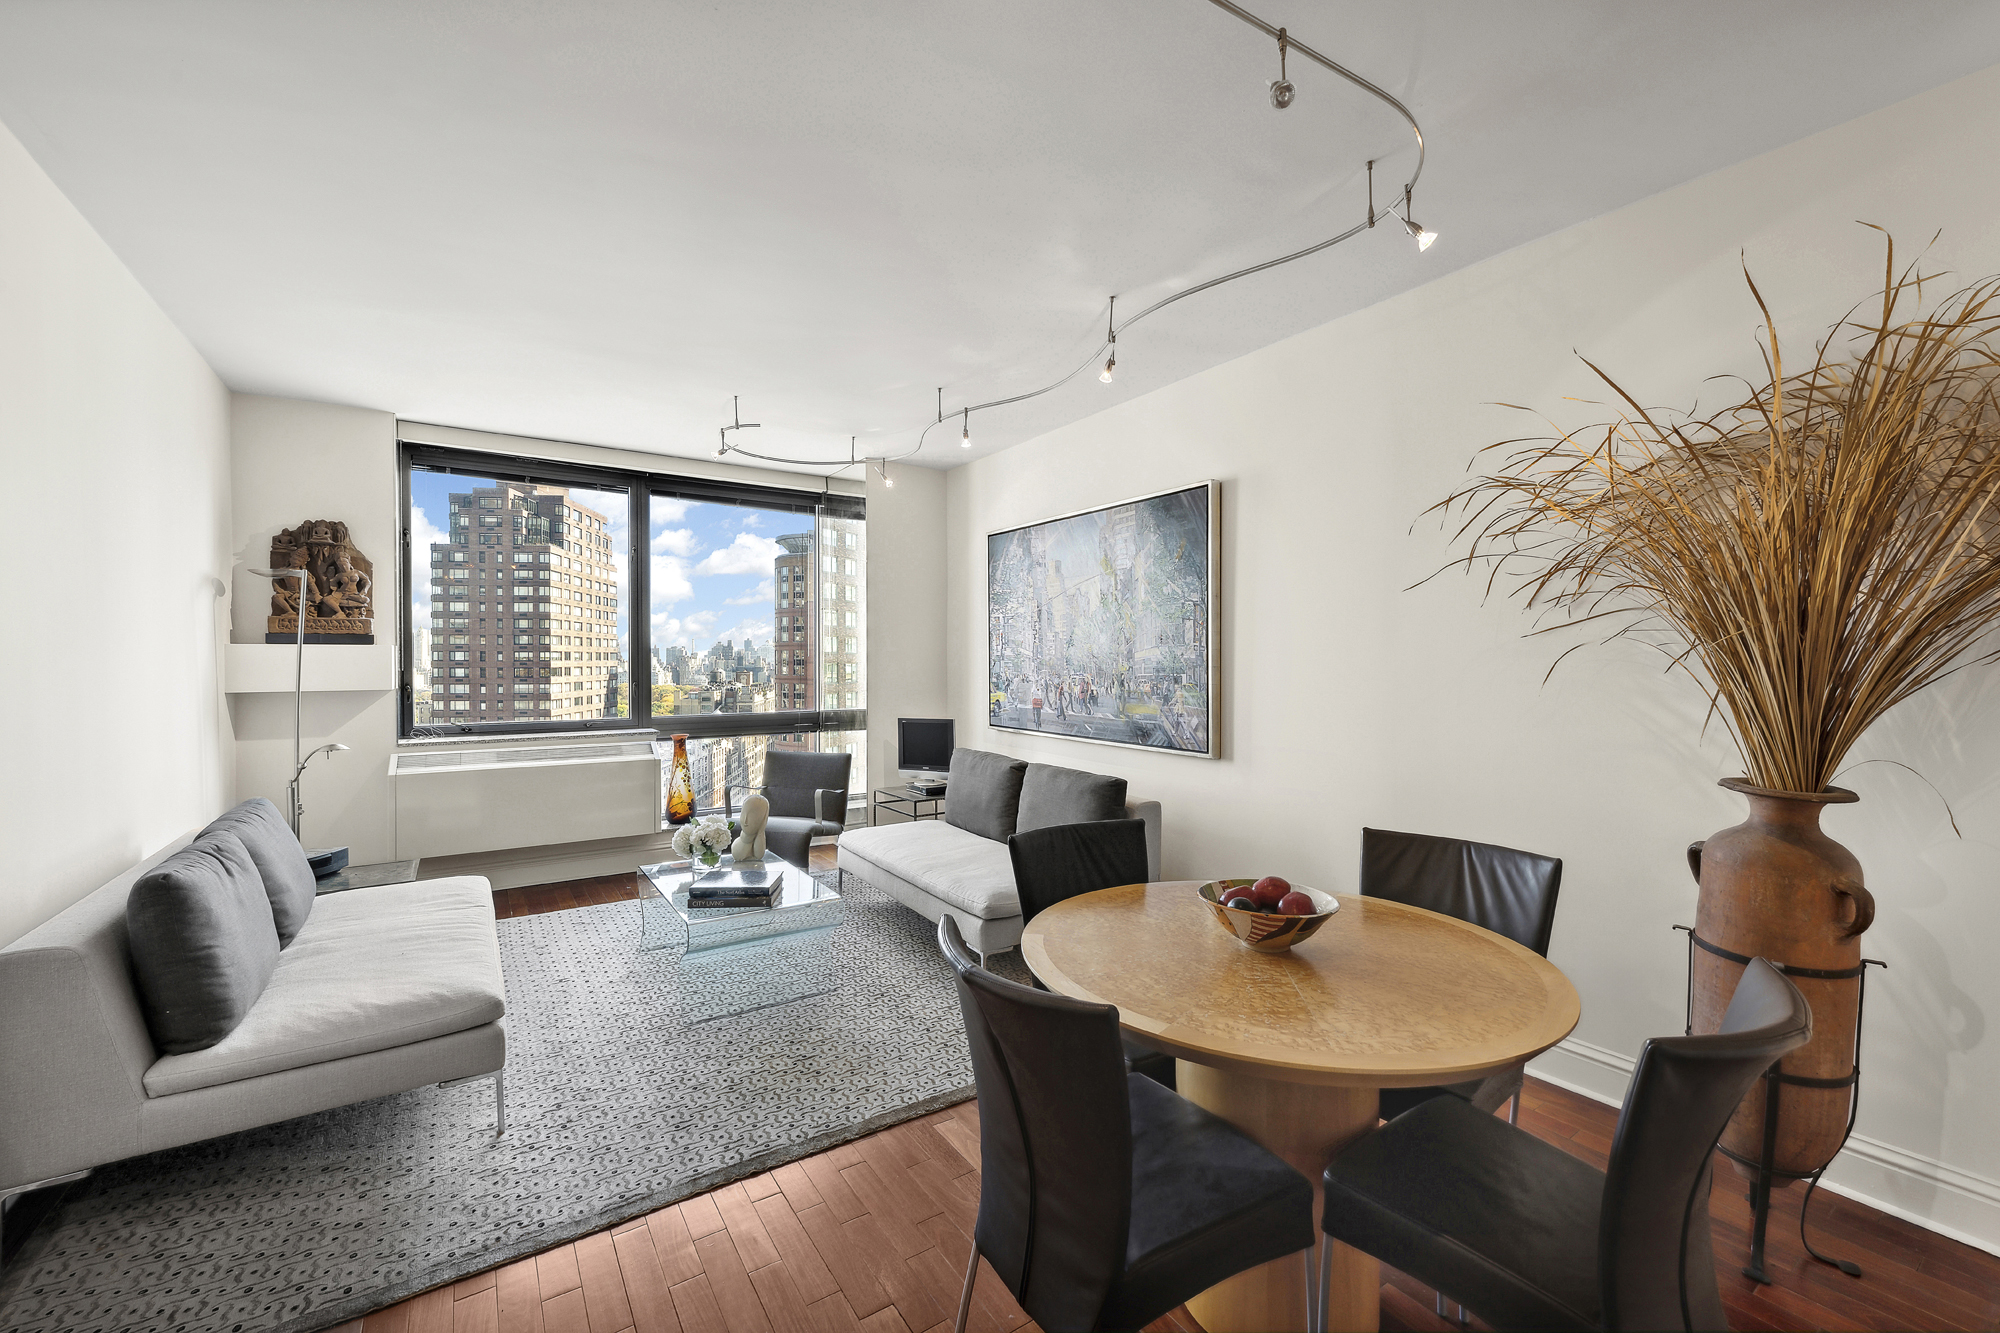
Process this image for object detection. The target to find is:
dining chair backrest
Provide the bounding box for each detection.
[1597,958,1811,1330]
[1007,819,1150,923]
[938,916,1134,1332]
[1360,827,1563,956]
[761,750,851,824]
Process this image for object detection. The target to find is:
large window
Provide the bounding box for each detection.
[401,442,865,802]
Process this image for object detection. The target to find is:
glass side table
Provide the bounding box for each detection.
[637,851,842,1021]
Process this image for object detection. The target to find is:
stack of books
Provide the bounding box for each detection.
[686,862,776,909]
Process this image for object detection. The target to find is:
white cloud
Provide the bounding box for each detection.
[410,505,448,610]
[726,579,773,606]
[741,513,762,528]
[653,498,691,523]
[651,613,690,647]
[652,527,698,557]
[714,618,773,645]
[684,610,718,639]
[651,556,693,606]
[695,532,785,577]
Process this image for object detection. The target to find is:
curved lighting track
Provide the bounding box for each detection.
[715,0,1428,477]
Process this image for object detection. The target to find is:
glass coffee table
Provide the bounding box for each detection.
[638,851,842,1021]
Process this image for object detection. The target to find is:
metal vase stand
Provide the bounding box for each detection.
[1673,924,1885,1284]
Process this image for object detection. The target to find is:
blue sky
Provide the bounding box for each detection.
[410,471,803,658]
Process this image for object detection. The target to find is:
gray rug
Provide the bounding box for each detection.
[0,871,1019,1333]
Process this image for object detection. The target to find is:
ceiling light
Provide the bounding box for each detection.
[1268,27,1294,109]
[961,408,972,449]
[1402,185,1436,251]
[1100,298,1118,382]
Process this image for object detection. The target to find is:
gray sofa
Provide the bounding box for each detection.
[0,812,507,1212]
[836,748,1160,958]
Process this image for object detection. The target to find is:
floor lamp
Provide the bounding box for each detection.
[248,566,349,841]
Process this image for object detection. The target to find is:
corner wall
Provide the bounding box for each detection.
[944,63,2000,1251]
[866,465,948,793]
[0,119,232,947]
[228,394,400,864]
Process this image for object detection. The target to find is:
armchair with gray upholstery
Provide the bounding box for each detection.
[729,749,852,867]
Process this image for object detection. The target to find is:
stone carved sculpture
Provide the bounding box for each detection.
[731,792,769,864]
[266,520,375,643]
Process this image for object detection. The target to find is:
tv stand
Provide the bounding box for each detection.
[871,787,947,826]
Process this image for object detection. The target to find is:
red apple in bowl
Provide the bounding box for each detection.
[1250,875,1290,908]
[1278,890,1316,916]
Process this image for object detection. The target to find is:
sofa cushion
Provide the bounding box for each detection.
[944,748,1028,842]
[202,797,317,946]
[838,822,1020,920]
[143,876,506,1097]
[1016,763,1130,834]
[126,830,282,1055]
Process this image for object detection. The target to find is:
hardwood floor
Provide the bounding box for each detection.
[345,862,2000,1333]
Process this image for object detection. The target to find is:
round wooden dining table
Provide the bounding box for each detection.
[1021,881,1580,1333]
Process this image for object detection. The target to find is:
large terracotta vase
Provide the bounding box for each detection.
[1688,778,1874,1182]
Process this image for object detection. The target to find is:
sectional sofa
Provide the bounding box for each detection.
[836,748,1161,958]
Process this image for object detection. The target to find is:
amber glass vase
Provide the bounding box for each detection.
[666,734,695,825]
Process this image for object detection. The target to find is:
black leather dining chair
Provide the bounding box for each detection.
[1362,826,1563,1124]
[938,915,1315,1333]
[1006,819,1176,1088]
[732,750,851,867]
[1315,958,1812,1332]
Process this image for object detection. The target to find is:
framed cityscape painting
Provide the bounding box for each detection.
[987,480,1217,758]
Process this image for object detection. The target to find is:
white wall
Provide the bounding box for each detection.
[944,64,2000,1252]
[228,394,400,863]
[866,464,949,793]
[0,119,232,947]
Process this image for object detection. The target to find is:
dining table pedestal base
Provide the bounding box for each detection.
[1177,1061,1381,1333]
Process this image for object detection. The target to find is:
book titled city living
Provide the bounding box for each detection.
[686,861,774,907]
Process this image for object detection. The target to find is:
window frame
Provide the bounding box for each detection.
[399,439,865,740]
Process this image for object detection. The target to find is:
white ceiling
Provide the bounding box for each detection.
[4,1,2000,476]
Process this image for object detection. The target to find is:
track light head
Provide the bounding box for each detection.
[1268,78,1295,110]
[1402,215,1437,251]
[1100,351,1116,383]
[961,408,972,449]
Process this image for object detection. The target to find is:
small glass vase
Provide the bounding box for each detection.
[666,733,695,825]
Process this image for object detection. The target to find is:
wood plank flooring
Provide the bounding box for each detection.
[346,859,1999,1333]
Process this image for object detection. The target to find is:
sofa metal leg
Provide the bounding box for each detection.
[1316,1233,1333,1333]
[1509,1092,1520,1125]
[1,1168,91,1214]
[953,1239,979,1333]
[441,1070,507,1136]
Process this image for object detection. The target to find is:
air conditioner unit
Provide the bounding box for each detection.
[390,741,661,860]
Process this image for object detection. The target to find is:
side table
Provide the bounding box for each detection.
[315,859,422,894]
[870,787,947,826]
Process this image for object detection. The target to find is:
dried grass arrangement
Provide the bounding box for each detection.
[1434,235,2000,796]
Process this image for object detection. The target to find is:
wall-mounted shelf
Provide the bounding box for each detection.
[226,641,395,694]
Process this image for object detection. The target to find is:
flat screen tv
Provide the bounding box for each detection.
[898,718,955,774]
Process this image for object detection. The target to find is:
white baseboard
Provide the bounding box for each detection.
[1527,1038,2000,1259]
[420,828,681,891]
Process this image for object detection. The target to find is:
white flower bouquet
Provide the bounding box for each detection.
[671,817,733,867]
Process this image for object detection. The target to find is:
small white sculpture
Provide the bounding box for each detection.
[731,792,769,863]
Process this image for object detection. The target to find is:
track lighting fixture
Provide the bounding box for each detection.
[715,394,760,458]
[1402,185,1437,252]
[1268,26,1295,109]
[1100,298,1118,382]
[698,1,1425,480]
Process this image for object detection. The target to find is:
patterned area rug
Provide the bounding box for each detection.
[0,871,1019,1333]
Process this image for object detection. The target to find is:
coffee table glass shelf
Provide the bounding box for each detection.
[638,851,842,1022]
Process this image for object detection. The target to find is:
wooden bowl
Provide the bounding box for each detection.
[1198,880,1339,953]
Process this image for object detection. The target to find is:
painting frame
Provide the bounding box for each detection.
[985,479,1219,760]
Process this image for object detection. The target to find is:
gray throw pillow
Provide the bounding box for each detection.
[202,797,316,946]
[1015,763,1130,834]
[944,748,1029,842]
[126,829,282,1054]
